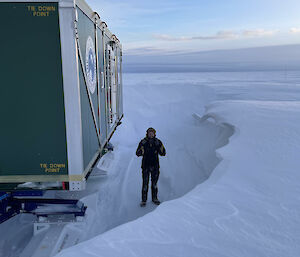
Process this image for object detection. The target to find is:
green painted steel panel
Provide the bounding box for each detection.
[0,3,68,178]
[76,7,100,170]
[78,65,100,170]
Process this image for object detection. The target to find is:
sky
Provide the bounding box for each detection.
[88,0,300,55]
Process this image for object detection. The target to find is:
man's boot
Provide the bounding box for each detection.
[152,199,160,205]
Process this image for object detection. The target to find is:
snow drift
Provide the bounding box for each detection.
[55,71,300,257]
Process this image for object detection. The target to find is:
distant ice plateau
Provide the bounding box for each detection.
[124,44,300,73]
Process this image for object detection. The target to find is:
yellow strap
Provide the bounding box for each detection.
[0,174,85,183]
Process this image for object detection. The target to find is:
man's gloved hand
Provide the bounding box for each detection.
[136,145,144,156]
[159,144,166,156]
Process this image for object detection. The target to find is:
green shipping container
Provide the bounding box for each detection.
[0,0,123,191]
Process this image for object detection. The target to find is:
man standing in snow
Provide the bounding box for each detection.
[136,127,166,207]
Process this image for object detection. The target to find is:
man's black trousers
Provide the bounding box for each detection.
[142,167,159,202]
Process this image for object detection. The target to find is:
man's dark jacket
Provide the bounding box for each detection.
[136,137,166,170]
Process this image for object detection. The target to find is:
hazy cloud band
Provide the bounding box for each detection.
[153,29,279,41]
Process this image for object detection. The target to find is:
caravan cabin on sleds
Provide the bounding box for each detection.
[0,0,123,191]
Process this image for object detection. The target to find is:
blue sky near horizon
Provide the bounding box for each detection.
[88,0,300,55]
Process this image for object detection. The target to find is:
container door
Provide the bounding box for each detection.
[105,43,118,132]
[117,47,123,119]
[97,28,108,145]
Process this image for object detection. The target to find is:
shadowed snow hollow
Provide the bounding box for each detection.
[54,73,234,245]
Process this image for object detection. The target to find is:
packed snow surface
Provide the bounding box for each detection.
[1,71,300,257]
[55,71,300,257]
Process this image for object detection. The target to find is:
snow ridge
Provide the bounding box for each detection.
[57,71,300,257]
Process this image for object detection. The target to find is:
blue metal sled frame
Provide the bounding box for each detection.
[0,191,86,224]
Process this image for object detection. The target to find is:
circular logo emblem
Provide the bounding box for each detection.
[85,36,97,94]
